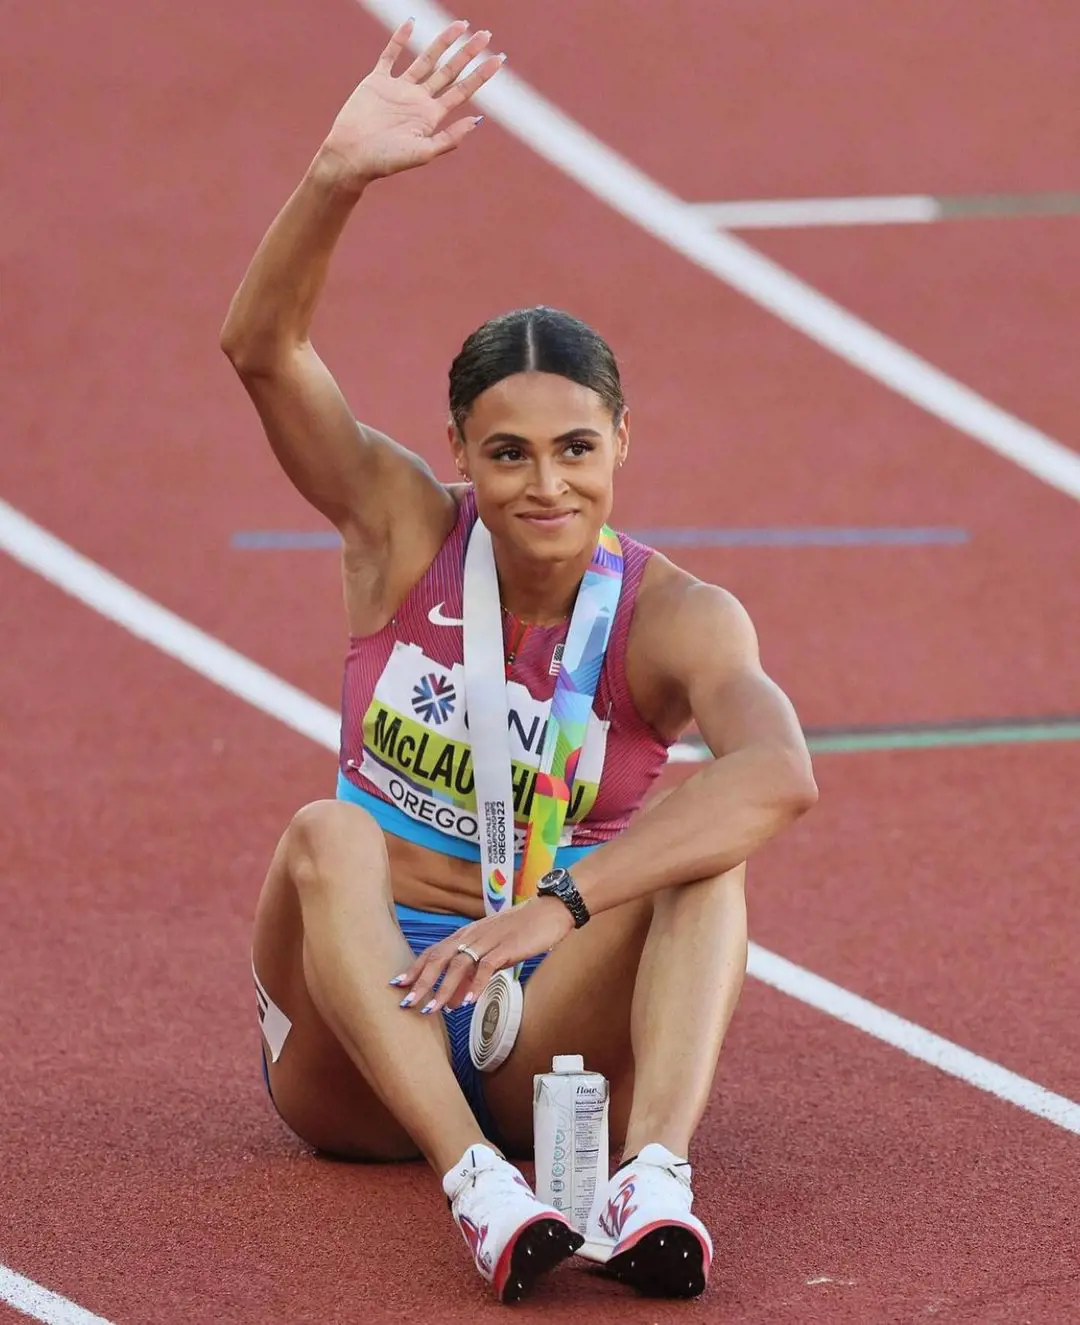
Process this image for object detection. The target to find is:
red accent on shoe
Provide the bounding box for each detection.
[613,1217,713,1278]
[491,1212,571,1301]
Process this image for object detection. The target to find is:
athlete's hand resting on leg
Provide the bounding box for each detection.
[391,898,575,1015]
[319,18,504,190]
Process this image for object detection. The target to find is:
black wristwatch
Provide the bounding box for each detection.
[536,867,590,928]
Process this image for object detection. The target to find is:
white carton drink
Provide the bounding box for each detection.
[533,1054,610,1235]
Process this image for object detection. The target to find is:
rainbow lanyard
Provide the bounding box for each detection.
[462,518,624,923]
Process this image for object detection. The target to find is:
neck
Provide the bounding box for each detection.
[494,541,594,625]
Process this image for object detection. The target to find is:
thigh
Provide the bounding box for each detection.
[252,819,435,1162]
[479,894,654,1158]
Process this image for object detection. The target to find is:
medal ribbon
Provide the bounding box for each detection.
[516,524,624,901]
[463,518,624,924]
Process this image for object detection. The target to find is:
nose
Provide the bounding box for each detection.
[528,456,567,501]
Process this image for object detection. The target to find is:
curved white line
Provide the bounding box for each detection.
[0,1265,113,1325]
[4,499,1079,1135]
[357,0,1080,503]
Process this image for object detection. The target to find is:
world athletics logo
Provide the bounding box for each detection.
[411,672,457,725]
[487,867,509,910]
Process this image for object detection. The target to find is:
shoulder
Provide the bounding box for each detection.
[623,553,759,739]
[632,554,757,658]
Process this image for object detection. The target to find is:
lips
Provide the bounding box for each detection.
[517,510,577,524]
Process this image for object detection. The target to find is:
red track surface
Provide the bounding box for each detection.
[4,2,1079,1321]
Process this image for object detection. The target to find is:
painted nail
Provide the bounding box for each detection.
[474,116,485,127]
[421,999,438,1015]
[389,975,406,986]
[461,991,476,1006]
[399,993,416,1008]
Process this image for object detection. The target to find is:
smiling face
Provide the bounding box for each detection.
[450,372,629,563]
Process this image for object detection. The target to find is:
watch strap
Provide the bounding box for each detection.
[539,868,590,928]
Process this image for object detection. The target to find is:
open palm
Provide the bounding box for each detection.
[324,19,503,182]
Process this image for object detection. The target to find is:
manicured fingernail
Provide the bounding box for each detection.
[421,999,438,1015]
[399,993,416,1008]
[461,992,476,1006]
[389,975,406,986]
[473,116,485,127]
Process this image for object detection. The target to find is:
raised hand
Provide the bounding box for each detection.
[322,19,504,185]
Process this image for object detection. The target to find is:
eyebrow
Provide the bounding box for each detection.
[480,428,603,449]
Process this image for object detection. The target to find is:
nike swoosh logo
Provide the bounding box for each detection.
[428,602,465,627]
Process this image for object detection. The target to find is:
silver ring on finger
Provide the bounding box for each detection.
[457,943,482,965]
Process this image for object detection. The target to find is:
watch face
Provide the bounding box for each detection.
[536,868,588,926]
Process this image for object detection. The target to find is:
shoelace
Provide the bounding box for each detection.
[628,1159,694,1209]
[664,1162,692,1188]
[457,1161,535,1218]
[623,1158,690,1184]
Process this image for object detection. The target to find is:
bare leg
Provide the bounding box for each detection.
[253,799,488,1173]
[622,864,747,1158]
[481,864,748,1159]
[481,897,654,1156]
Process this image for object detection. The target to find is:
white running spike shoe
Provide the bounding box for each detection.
[442,1144,583,1303]
[577,1142,713,1298]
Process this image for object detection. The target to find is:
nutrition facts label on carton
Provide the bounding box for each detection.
[534,1062,611,1233]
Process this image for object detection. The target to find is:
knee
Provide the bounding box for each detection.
[651,859,747,921]
[284,799,387,898]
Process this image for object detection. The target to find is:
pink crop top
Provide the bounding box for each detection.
[336,490,671,862]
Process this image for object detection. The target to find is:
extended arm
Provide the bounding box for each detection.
[220,155,446,541]
[220,21,502,576]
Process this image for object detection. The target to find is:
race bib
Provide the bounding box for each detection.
[358,641,608,849]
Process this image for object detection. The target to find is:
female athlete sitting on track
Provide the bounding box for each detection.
[222,19,817,1305]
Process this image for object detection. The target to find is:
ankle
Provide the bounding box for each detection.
[436,1134,498,1180]
[620,1128,690,1164]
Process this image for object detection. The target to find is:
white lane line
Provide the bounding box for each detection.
[665,741,704,764]
[357,0,1080,505]
[4,498,1080,1137]
[0,500,340,752]
[688,195,940,229]
[0,498,693,761]
[0,1265,114,1325]
[750,950,1080,1135]
[689,192,1080,229]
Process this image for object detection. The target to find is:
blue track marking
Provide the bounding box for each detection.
[624,527,968,547]
[233,531,341,548]
[232,526,970,550]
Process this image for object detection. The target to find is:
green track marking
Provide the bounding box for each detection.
[936,190,1080,220]
[678,717,1080,760]
[806,721,1080,754]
